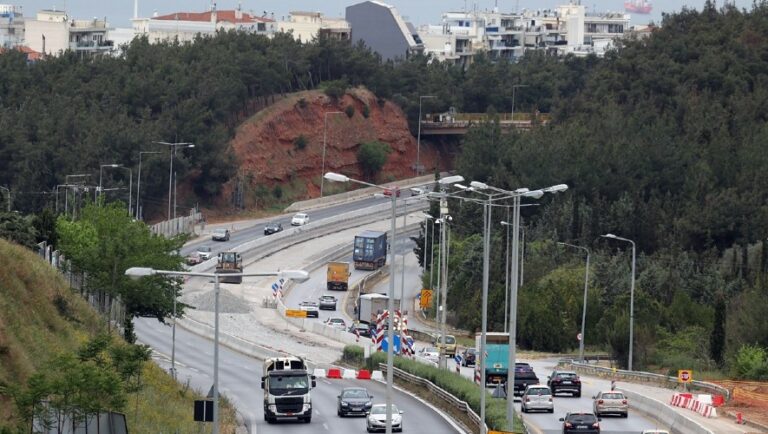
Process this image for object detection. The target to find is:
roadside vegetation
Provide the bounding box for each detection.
[0,238,237,432]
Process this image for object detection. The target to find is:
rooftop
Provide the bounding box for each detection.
[153,10,273,24]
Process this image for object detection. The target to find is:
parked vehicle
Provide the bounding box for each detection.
[299,301,319,318]
[261,356,316,423]
[461,348,477,367]
[196,245,213,260]
[353,230,388,270]
[560,412,601,434]
[593,391,629,417]
[337,387,373,417]
[318,295,337,310]
[291,213,310,226]
[432,333,457,357]
[215,251,242,284]
[264,221,283,235]
[326,261,351,291]
[548,370,582,397]
[323,317,346,330]
[211,228,230,241]
[521,385,554,413]
[366,403,403,433]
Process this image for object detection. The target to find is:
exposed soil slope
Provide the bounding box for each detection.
[227,88,443,204]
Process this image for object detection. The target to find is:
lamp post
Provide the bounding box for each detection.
[136,151,161,220]
[99,164,122,203]
[155,141,194,220]
[125,267,310,434]
[64,174,90,217]
[511,84,528,124]
[320,111,343,198]
[558,242,590,363]
[324,172,462,434]
[119,167,133,217]
[502,209,511,333]
[416,95,436,176]
[601,233,636,371]
[421,212,434,293]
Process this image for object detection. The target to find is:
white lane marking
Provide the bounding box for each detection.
[323,423,329,430]
[323,379,332,385]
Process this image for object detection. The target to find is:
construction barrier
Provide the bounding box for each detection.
[670,393,718,418]
[342,369,357,379]
[357,369,372,380]
[313,368,327,378]
[327,368,342,379]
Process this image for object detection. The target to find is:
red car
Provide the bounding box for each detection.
[383,187,401,197]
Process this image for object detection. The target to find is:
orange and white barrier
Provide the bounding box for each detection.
[316,367,382,380]
[670,393,718,418]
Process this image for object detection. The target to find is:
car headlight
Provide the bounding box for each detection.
[268,405,276,411]
[365,401,372,407]
[340,401,349,407]
[302,404,311,411]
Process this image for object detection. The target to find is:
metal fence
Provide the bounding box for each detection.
[149,211,202,238]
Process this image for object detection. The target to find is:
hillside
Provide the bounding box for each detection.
[0,239,237,432]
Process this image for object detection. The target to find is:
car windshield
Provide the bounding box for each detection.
[567,414,597,423]
[370,405,399,415]
[329,319,344,324]
[601,392,625,399]
[527,388,551,396]
[301,302,317,307]
[198,246,211,252]
[423,347,438,353]
[214,229,226,234]
[558,372,578,379]
[321,296,335,301]
[342,389,369,399]
[295,214,306,218]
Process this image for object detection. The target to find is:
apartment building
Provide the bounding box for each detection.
[0,4,23,48]
[277,11,350,42]
[25,9,112,57]
[346,1,423,62]
[132,5,275,44]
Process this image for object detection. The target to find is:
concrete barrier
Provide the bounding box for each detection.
[284,174,441,213]
[621,388,714,434]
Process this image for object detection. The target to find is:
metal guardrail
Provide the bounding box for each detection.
[567,361,731,401]
[379,363,483,434]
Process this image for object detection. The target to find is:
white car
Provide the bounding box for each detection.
[418,346,440,363]
[366,403,403,433]
[291,213,310,226]
[196,246,213,260]
[324,317,346,330]
[211,228,230,241]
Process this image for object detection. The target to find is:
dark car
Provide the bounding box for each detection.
[319,295,337,310]
[461,348,477,367]
[299,301,319,318]
[511,362,539,396]
[548,370,582,397]
[337,387,373,417]
[264,221,283,235]
[560,412,601,434]
[348,323,372,338]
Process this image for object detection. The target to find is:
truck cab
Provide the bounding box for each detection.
[262,356,316,424]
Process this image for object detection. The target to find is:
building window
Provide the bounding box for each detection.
[257,22,266,31]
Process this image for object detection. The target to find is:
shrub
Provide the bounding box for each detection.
[294,135,308,150]
[362,104,371,118]
[343,345,364,365]
[366,353,517,431]
[272,185,282,199]
[297,97,307,108]
[357,141,391,180]
[345,105,355,118]
[731,344,768,380]
[322,79,348,100]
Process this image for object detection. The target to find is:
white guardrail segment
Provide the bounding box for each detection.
[620,389,715,434]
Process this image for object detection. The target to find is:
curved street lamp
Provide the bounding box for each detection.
[601,233,636,371]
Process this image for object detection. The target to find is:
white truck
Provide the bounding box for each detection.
[261,356,316,423]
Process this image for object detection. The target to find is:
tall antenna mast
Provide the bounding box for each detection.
[133,0,138,19]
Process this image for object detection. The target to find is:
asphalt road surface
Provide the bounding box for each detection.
[134,317,461,434]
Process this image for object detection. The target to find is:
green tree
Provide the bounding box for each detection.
[356,141,391,181]
[0,212,38,248]
[56,202,185,340]
[710,294,726,367]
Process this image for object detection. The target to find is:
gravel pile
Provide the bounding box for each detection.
[191,288,252,314]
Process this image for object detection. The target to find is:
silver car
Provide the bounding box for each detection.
[593,390,629,417]
[521,385,554,413]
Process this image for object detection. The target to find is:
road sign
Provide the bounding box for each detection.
[577,332,583,341]
[420,289,433,309]
[678,369,693,383]
[193,400,213,422]
[285,309,307,318]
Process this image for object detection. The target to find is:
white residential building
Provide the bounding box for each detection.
[0,4,23,48]
[132,6,276,44]
[25,9,113,57]
[277,11,350,42]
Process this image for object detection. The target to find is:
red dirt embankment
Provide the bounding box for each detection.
[225,88,443,205]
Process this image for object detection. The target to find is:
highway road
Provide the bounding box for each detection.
[134,317,461,434]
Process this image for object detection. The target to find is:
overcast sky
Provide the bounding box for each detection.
[19,0,748,28]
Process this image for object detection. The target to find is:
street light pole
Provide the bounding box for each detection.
[124,267,309,434]
[601,233,636,371]
[416,95,435,176]
[137,151,161,220]
[320,111,343,198]
[155,141,194,221]
[558,242,590,362]
[511,84,528,124]
[503,207,510,333]
[99,164,121,204]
